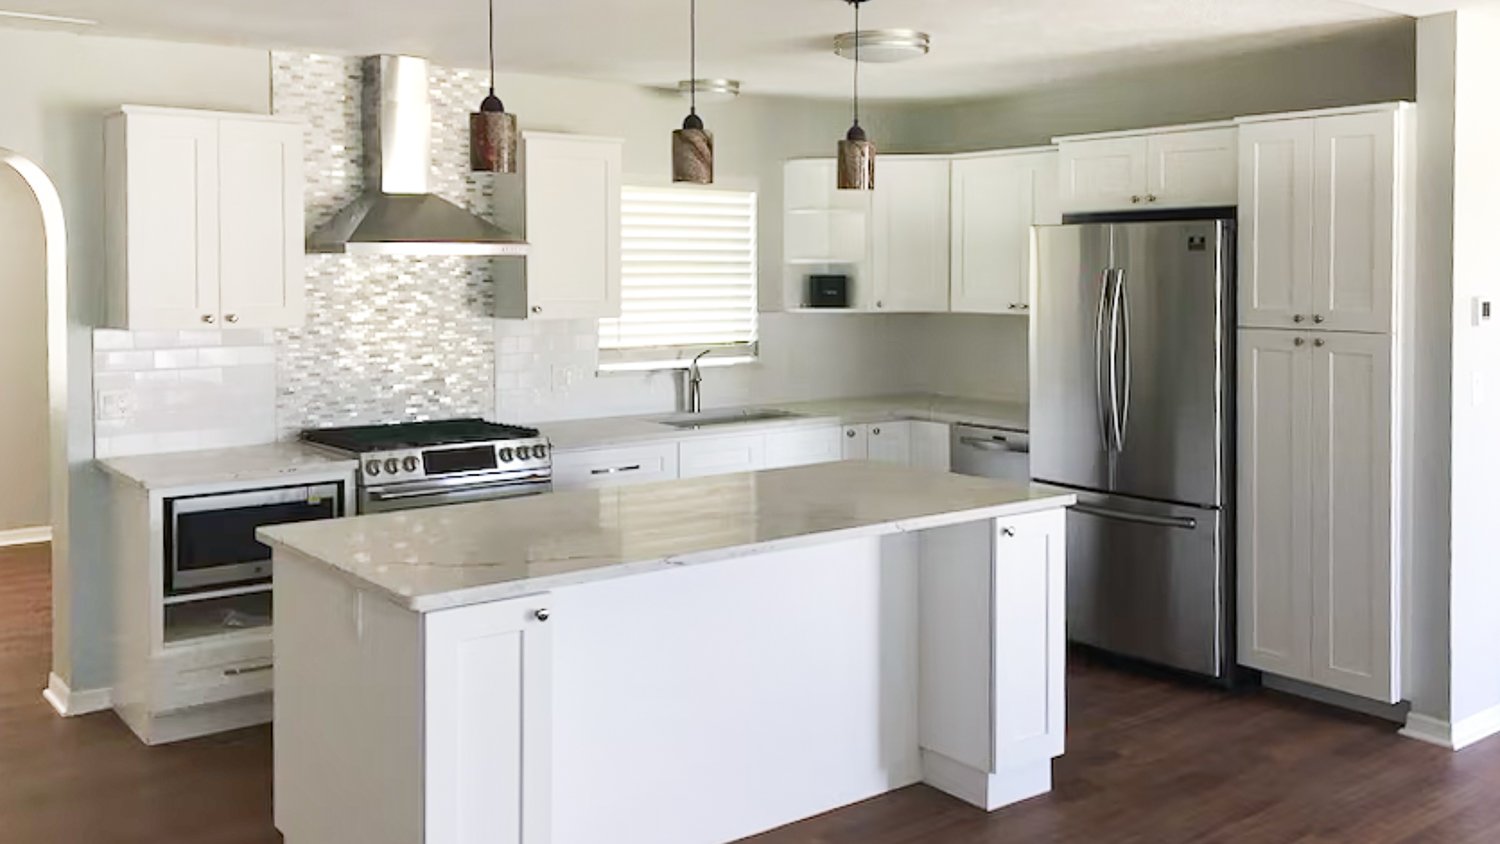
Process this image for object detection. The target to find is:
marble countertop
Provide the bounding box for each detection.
[99,442,359,491]
[259,461,1073,613]
[540,394,1028,452]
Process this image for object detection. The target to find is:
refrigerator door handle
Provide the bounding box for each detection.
[1072,503,1199,531]
[1094,268,1113,454]
[1107,268,1127,453]
[1116,268,1132,450]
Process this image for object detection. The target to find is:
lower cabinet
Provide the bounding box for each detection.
[1237,329,1399,703]
[552,425,845,491]
[552,442,678,490]
[678,433,768,479]
[842,421,952,471]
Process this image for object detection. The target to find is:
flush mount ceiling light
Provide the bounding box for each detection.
[834,29,930,63]
[837,0,874,191]
[672,0,714,185]
[677,79,742,104]
[469,0,518,173]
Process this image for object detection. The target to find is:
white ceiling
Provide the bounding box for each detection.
[0,0,1414,100]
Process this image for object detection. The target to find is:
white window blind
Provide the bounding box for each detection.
[599,185,758,368]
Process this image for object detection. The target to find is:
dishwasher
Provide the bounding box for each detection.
[950,424,1031,483]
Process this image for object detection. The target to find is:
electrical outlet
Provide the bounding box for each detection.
[550,364,588,393]
[97,389,136,422]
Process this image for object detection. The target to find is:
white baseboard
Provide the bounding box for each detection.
[1402,706,1500,751]
[42,672,112,717]
[0,525,51,548]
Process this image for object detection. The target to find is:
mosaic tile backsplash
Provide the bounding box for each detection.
[271,52,501,435]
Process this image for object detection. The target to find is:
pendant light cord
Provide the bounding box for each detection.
[690,0,698,116]
[853,0,861,127]
[488,0,496,96]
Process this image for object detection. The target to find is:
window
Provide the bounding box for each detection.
[599,185,758,369]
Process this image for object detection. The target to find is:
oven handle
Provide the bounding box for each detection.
[367,478,551,503]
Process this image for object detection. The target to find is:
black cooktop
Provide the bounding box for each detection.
[301,418,541,453]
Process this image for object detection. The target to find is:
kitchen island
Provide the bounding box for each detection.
[259,461,1075,844]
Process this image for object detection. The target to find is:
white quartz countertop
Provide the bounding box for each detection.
[259,461,1073,613]
[540,394,1028,452]
[99,442,359,491]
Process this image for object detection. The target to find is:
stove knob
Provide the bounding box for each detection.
[516,445,532,460]
[532,444,547,459]
[384,458,400,475]
[498,447,515,463]
[365,459,381,476]
[402,456,419,473]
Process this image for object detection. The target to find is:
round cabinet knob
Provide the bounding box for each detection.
[365,459,381,476]
[1001,527,1016,538]
[402,456,419,473]
[846,429,857,438]
[1146,194,1159,203]
[1293,314,1305,324]
[534,609,551,622]
[531,306,543,315]
[225,314,240,324]
[872,427,882,436]
[1313,315,1326,324]
[876,301,884,309]
[1294,337,1306,347]
[1131,195,1142,204]
[516,445,532,460]
[201,315,216,324]
[498,447,515,462]
[1314,339,1326,348]
[384,458,400,475]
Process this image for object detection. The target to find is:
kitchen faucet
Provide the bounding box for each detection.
[685,350,710,413]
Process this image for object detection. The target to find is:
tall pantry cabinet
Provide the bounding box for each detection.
[1235,104,1413,704]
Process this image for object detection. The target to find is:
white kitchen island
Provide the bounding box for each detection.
[258,461,1075,844]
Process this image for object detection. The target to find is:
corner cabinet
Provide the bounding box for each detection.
[950,150,1059,315]
[495,132,622,320]
[1055,126,1237,214]
[106,106,306,330]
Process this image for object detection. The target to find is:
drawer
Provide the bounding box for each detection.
[152,637,273,713]
[678,433,767,479]
[765,426,842,469]
[553,442,679,490]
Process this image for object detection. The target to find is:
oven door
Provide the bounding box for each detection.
[168,483,343,594]
[361,475,553,514]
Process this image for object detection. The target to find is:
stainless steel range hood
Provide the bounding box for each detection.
[307,55,528,257]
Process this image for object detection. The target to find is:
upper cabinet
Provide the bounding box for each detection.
[950,150,1059,315]
[106,107,306,330]
[869,158,952,312]
[1238,107,1408,334]
[1055,126,1237,214]
[495,132,623,320]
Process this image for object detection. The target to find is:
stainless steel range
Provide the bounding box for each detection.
[302,419,552,513]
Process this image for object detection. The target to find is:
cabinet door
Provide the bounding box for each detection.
[123,114,221,329]
[871,159,951,312]
[1308,333,1397,702]
[1237,330,1314,680]
[1057,137,1148,214]
[425,595,552,844]
[867,421,912,465]
[678,433,766,479]
[1239,120,1316,330]
[951,153,1055,315]
[1312,112,1397,334]
[523,135,622,320]
[552,443,679,490]
[909,421,952,472]
[1146,129,1238,208]
[218,119,305,329]
[992,510,1067,767]
[841,425,868,460]
[764,426,842,469]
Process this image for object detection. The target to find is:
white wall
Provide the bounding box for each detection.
[0,166,49,532]
[0,24,270,691]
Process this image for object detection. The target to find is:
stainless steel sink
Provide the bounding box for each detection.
[653,409,804,430]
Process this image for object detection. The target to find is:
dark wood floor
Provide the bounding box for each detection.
[3,543,1498,843]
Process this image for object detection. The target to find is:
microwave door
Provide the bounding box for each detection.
[168,484,341,593]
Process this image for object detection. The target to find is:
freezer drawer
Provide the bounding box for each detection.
[1066,492,1227,678]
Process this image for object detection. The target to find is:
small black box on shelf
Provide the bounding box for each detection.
[807,274,849,309]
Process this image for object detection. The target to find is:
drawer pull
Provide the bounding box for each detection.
[223,664,273,677]
[591,464,643,476]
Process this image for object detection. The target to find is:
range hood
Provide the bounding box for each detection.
[307,55,528,257]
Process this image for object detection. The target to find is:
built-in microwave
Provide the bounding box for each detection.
[165,482,345,595]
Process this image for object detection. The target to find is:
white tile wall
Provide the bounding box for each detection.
[92,329,278,459]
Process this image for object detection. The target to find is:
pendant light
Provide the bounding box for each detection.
[470,0,518,173]
[672,0,714,184]
[838,0,875,190]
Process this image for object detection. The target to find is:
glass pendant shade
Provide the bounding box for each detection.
[673,113,714,184]
[470,94,518,173]
[838,124,875,190]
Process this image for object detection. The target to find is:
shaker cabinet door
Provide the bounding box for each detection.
[871,159,951,312]
[1238,120,1316,330]
[950,152,1054,315]
[218,120,306,329]
[1311,112,1398,335]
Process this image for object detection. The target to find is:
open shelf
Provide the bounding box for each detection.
[163,582,272,607]
[164,590,272,646]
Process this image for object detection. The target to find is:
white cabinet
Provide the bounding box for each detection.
[1237,108,1405,334]
[425,595,553,844]
[106,106,305,330]
[784,159,868,266]
[678,433,767,479]
[1056,127,1236,214]
[867,422,913,465]
[909,421,952,472]
[764,426,843,469]
[839,421,949,471]
[496,132,622,320]
[950,151,1058,315]
[552,443,679,491]
[869,159,951,312]
[841,425,868,459]
[1238,329,1399,703]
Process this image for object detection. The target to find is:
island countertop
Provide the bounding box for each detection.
[258,461,1075,612]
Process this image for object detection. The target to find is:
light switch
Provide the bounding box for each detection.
[1473,297,1493,328]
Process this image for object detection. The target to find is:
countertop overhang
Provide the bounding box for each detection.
[258,461,1073,612]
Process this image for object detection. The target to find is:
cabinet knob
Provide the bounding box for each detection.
[1293,314,1305,324]
[1018,304,1030,311]
[1001,527,1016,538]
[846,429,857,438]
[1294,337,1306,347]
[1131,195,1142,205]
[534,608,551,622]
[201,315,216,324]
[872,427,881,436]
[531,306,543,315]
[1146,194,1159,203]
[225,314,239,324]
[1313,314,1325,324]
[875,300,884,309]
[1314,338,1326,348]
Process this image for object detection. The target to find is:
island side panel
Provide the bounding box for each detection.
[274,551,424,844]
[548,534,922,844]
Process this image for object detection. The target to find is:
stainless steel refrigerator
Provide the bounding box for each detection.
[1032,217,1233,680]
